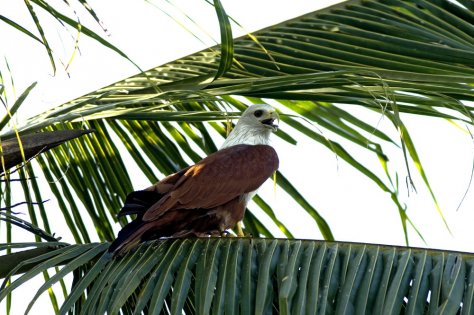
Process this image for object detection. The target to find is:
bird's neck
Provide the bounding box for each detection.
[220,124,271,149]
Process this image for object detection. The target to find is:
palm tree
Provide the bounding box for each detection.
[2,0,474,313]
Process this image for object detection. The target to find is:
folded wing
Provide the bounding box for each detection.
[109,144,278,255]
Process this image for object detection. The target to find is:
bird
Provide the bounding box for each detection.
[109,104,279,255]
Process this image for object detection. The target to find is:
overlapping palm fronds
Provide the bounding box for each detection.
[2,0,474,313]
[2,238,474,314]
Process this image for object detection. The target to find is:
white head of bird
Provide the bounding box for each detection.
[221,104,279,149]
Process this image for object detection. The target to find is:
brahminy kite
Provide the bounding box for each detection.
[109,104,279,255]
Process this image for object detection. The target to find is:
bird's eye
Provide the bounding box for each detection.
[254,110,263,118]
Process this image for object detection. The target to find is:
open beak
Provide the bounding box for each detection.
[261,111,279,131]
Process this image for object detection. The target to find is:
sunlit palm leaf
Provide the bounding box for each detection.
[3,0,473,246]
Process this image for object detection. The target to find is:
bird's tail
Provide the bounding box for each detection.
[110,190,164,255]
[108,219,153,255]
[117,190,163,218]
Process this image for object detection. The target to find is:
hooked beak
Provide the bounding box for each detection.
[261,111,279,131]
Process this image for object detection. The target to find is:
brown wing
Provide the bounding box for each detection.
[142,144,278,222]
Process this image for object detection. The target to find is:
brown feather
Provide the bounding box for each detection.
[110,144,278,255]
[142,144,278,221]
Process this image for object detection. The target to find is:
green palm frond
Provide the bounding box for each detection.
[3,0,474,245]
[23,1,470,240]
[1,239,473,314]
[2,0,474,313]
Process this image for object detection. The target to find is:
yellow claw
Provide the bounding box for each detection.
[235,221,245,237]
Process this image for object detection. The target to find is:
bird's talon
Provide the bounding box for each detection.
[235,221,245,237]
[220,230,238,237]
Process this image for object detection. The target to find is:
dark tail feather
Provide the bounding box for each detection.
[108,219,146,254]
[117,190,163,218]
[111,190,164,255]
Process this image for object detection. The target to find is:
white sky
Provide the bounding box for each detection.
[1,0,474,313]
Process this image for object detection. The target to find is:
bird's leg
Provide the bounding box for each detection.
[217,223,245,237]
[218,224,232,237]
[235,221,245,237]
[220,230,232,237]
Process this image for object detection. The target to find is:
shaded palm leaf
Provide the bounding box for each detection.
[0,129,92,175]
[1,238,473,314]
